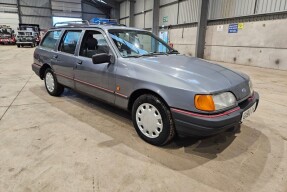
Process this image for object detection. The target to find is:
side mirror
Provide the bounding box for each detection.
[92,53,111,64]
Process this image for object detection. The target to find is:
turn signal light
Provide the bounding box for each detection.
[194,95,215,112]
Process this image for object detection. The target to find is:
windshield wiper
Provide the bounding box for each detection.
[142,52,168,57]
[168,50,179,54]
[125,55,142,58]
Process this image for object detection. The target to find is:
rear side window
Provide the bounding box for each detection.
[58,30,81,55]
[41,30,61,50]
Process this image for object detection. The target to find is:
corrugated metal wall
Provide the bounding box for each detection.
[0,0,18,29]
[119,0,287,28]
[209,0,287,20]
[19,0,52,29]
[134,0,153,29]
[119,0,130,26]
[51,0,82,18]
[82,2,108,21]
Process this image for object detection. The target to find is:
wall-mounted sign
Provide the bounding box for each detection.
[228,23,238,33]
[163,16,168,23]
[238,23,244,29]
[217,25,224,31]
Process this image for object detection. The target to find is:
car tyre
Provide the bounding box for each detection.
[44,68,64,96]
[132,94,175,146]
[17,44,20,48]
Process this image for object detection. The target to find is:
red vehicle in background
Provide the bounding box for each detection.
[0,25,16,45]
[18,23,41,45]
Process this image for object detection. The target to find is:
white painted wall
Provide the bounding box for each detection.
[0,13,19,30]
[168,27,197,56]
[204,19,287,70]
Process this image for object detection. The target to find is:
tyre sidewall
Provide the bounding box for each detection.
[132,95,174,146]
[44,68,63,96]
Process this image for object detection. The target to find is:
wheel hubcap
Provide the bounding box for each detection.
[136,103,163,138]
[45,72,55,92]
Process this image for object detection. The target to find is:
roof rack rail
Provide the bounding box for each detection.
[54,20,90,27]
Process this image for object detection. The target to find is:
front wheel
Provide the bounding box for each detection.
[132,94,175,146]
[17,44,20,48]
[44,68,64,96]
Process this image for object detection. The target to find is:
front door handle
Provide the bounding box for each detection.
[77,60,83,65]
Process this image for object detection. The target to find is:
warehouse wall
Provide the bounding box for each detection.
[0,0,18,30]
[51,0,81,18]
[119,0,287,70]
[169,27,197,56]
[204,19,287,70]
[20,0,52,30]
[82,2,108,21]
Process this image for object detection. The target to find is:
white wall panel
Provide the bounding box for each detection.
[256,0,287,14]
[21,16,52,29]
[144,11,152,28]
[0,13,18,29]
[159,4,178,25]
[0,4,17,13]
[135,0,144,13]
[120,1,127,18]
[134,14,144,28]
[0,0,16,4]
[21,7,51,17]
[20,0,50,7]
[52,1,81,12]
[178,0,199,24]
[160,0,177,6]
[145,0,153,10]
[52,11,81,18]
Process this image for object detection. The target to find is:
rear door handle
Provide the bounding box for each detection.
[53,55,58,59]
[77,60,83,65]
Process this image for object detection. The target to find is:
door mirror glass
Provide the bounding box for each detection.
[92,53,111,64]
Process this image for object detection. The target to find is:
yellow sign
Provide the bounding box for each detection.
[238,23,244,29]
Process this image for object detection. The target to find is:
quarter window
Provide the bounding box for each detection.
[41,30,61,50]
[58,30,81,55]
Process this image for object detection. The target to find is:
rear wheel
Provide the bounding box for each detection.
[17,44,20,48]
[44,68,64,96]
[132,94,175,146]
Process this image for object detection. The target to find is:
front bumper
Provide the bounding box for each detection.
[16,42,34,44]
[171,92,259,137]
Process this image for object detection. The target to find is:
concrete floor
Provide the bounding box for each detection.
[0,45,286,192]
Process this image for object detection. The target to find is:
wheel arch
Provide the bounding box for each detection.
[39,63,52,80]
[128,89,170,112]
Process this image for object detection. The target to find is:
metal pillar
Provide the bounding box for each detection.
[128,0,135,27]
[195,0,209,58]
[152,0,160,35]
[111,2,120,21]
[16,0,22,24]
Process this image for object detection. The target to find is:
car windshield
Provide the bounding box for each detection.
[108,29,178,58]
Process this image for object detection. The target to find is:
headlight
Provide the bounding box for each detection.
[249,80,254,96]
[195,92,236,112]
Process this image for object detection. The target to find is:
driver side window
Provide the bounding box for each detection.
[79,30,110,58]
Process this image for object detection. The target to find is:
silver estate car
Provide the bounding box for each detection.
[32,22,259,146]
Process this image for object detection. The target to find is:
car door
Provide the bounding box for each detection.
[73,29,117,104]
[51,30,82,88]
